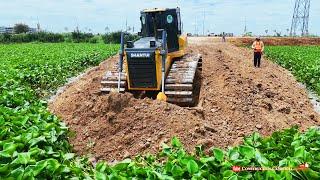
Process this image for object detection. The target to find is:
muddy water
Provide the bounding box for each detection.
[298,83,320,114]
[307,91,320,114]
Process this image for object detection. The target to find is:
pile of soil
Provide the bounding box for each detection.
[49,37,320,162]
[229,37,320,46]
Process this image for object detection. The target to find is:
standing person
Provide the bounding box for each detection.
[222,32,226,42]
[251,37,264,68]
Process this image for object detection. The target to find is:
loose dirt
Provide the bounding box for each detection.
[228,37,320,46]
[49,37,320,162]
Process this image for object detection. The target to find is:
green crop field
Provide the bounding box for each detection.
[0,43,119,97]
[0,43,118,179]
[0,43,320,179]
[265,46,320,95]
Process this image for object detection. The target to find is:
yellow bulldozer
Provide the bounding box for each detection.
[101,7,202,106]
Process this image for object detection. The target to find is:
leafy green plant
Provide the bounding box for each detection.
[265,46,320,95]
[0,43,118,179]
[1,43,319,179]
[92,127,320,179]
[0,43,119,97]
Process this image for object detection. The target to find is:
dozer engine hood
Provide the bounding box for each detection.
[127,37,162,50]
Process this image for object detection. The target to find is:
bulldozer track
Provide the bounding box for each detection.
[101,62,127,93]
[165,54,202,106]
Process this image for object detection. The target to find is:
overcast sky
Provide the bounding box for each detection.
[1,0,319,36]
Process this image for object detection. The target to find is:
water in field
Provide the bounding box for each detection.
[298,83,320,114]
[308,91,320,114]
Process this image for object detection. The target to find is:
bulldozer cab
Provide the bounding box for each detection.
[140,8,182,53]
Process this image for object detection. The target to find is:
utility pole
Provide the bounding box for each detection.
[194,16,197,35]
[202,9,206,36]
[243,17,247,35]
[290,0,311,36]
[36,17,41,32]
[125,18,128,32]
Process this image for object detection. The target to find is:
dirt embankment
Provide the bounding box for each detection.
[49,37,320,162]
[228,37,320,46]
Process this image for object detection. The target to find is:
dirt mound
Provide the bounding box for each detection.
[58,92,203,161]
[49,38,320,162]
[49,57,204,161]
[229,37,320,46]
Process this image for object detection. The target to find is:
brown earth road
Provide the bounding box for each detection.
[48,37,320,162]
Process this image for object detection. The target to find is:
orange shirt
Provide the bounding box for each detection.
[252,41,264,52]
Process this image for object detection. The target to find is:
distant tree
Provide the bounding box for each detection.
[14,23,29,34]
[102,31,139,44]
[265,29,268,36]
[273,30,282,37]
[71,31,94,43]
[0,33,12,43]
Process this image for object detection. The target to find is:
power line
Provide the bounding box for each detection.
[290,0,311,36]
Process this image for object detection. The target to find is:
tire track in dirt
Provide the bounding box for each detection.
[49,37,320,162]
[192,38,319,146]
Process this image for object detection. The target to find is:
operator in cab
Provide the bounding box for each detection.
[251,37,264,68]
